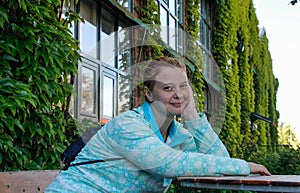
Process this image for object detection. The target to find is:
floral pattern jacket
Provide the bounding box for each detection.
[46,102,249,193]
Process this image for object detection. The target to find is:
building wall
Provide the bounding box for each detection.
[68,0,217,124]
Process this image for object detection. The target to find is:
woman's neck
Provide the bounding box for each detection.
[150,103,173,141]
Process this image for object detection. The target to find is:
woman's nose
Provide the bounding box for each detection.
[173,88,184,98]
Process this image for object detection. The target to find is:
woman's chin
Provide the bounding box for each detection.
[167,109,183,117]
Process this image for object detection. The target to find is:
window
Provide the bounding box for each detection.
[199,0,213,81]
[200,0,211,51]
[81,66,96,114]
[78,59,99,121]
[102,74,115,118]
[72,0,133,122]
[79,0,97,58]
[160,5,168,44]
[158,0,184,54]
[100,9,115,66]
[118,74,131,114]
[118,22,131,70]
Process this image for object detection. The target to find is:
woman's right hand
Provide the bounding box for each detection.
[248,162,271,176]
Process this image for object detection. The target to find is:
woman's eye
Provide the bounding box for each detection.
[163,86,173,91]
[180,83,188,88]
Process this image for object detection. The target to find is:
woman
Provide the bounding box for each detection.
[46,57,270,193]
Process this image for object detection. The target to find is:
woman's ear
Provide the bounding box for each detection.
[144,86,153,102]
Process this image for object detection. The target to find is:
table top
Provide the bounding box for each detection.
[178,175,300,186]
[177,175,300,192]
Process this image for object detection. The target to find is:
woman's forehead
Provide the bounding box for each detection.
[154,67,188,82]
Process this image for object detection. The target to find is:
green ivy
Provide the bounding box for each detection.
[135,0,164,60]
[185,0,205,111]
[0,0,81,171]
[212,0,279,157]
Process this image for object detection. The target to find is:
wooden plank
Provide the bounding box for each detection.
[0,170,59,193]
[178,175,300,193]
[177,175,300,186]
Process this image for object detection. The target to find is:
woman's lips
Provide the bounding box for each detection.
[171,103,182,107]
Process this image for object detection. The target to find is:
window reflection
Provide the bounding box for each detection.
[178,27,184,55]
[160,5,168,44]
[118,24,131,71]
[169,15,176,50]
[158,1,184,51]
[118,74,131,113]
[169,0,175,14]
[103,76,114,117]
[101,9,115,66]
[80,0,97,58]
[81,66,95,114]
[177,0,183,23]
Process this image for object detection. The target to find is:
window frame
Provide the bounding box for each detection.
[71,0,135,123]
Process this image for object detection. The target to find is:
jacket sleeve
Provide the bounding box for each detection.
[103,111,250,178]
[183,113,230,157]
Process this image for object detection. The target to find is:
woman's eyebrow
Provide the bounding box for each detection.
[158,81,188,86]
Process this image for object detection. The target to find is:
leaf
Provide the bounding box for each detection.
[0,54,19,62]
[0,7,8,29]
[19,90,37,107]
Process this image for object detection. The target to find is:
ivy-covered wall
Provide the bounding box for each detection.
[117,0,279,158]
[134,0,279,158]
[212,0,279,157]
[0,0,279,171]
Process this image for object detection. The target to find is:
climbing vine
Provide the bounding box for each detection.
[0,0,81,171]
[185,0,205,111]
[212,0,279,157]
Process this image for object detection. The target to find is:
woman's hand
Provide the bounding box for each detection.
[181,85,199,121]
[248,162,271,176]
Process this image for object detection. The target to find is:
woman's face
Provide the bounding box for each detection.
[146,67,192,116]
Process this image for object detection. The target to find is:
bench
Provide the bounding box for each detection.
[0,170,59,193]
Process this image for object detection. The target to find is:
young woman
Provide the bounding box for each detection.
[46,57,270,193]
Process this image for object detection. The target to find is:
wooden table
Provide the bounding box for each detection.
[177,175,300,192]
[0,170,59,193]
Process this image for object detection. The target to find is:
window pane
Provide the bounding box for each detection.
[80,0,97,58]
[169,0,175,14]
[118,24,131,70]
[118,74,131,114]
[81,66,95,114]
[103,76,114,117]
[178,26,184,55]
[101,9,115,66]
[177,0,183,23]
[160,5,168,44]
[169,15,176,50]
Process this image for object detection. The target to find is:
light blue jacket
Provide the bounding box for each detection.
[46,102,249,192]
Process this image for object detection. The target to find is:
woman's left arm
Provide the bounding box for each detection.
[183,114,230,157]
[182,85,229,157]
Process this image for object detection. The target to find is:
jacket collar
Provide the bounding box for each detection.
[141,102,191,147]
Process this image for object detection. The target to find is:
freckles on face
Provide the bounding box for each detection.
[151,67,191,115]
